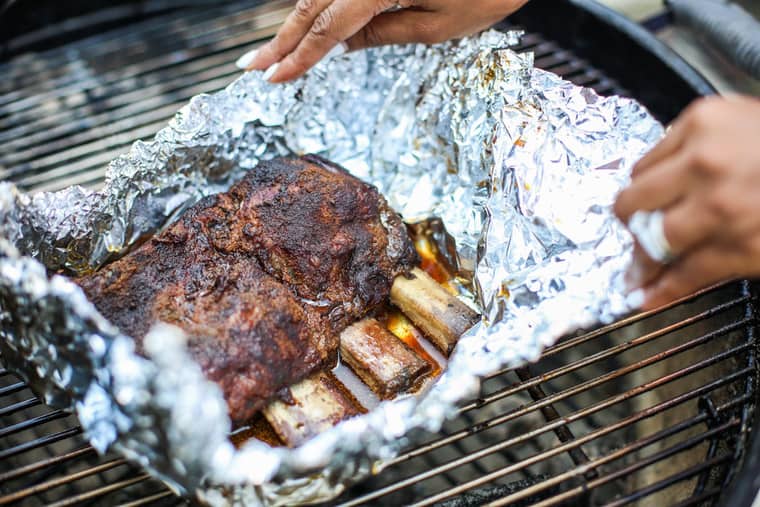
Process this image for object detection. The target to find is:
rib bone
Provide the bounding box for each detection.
[390,267,479,355]
[263,372,364,447]
[262,268,478,447]
[340,318,431,399]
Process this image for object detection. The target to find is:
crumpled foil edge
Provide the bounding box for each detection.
[0,30,663,506]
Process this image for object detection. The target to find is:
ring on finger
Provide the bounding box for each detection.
[628,209,676,265]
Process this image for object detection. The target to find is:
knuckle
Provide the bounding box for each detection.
[686,145,724,178]
[706,189,737,221]
[287,51,312,74]
[685,98,718,129]
[293,0,318,21]
[267,36,288,59]
[311,10,338,41]
[693,150,723,176]
[360,22,382,47]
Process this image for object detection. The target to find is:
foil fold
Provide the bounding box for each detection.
[0,30,663,505]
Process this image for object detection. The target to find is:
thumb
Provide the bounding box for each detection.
[346,10,447,50]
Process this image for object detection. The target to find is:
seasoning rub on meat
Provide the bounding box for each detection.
[77,155,418,425]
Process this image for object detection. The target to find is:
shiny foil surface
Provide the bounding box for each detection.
[0,31,663,505]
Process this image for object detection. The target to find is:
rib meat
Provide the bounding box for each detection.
[77,155,417,425]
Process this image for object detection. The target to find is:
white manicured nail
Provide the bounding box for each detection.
[625,289,646,309]
[235,48,259,70]
[324,42,348,60]
[263,63,280,82]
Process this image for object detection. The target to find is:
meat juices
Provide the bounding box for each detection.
[77,156,418,425]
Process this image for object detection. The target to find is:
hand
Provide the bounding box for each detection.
[235,0,528,83]
[614,95,760,310]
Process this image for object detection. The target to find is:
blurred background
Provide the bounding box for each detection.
[1,0,758,96]
[602,0,760,95]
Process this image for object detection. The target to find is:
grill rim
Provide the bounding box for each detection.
[511,0,717,125]
[718,309,760,507]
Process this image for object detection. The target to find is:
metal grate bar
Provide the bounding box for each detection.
[485,287,748,380]
[530,43,564,60]
[0,409,68,439]
[467,314,750,418]
[0,8,293,193]
[0,446,95,483]
[0,381,27,397]
[511,32,544,51]
[45,473,152,507]
[670,487,723,507]
[0,1,292,101]
[339,346,754,506]
[407,368,752,507]
[0,7,289,133]
[2,50,254,163]
[7,91,211,186]
[117,490,178,507]
[604,454,733,507]
[0,427,82,461]
[0,457,128,505]
[1,3,244,91]
[494,414,742,506]
[1,2,212,61]
[514,366,596,479]
[380,316,749,470]
[0,397,40,417]
[0,2,256,78]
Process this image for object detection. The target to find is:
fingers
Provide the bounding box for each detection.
[627,197,722,291]
[346,9,442,50]
[236,0,529,81]
[267,0,394,83]
[347,0,532,50]
[631,96,717,178]
[630,119,687,177]
[243,0,335,72]
[626,242,664,289]
[661,196,721,256]
[614,150,691,224]
[621,96,760,310]
[641,245,735,310]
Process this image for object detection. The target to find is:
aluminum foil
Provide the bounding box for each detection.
[0,30,663,505]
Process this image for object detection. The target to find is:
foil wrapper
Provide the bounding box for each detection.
[0,30,663,505]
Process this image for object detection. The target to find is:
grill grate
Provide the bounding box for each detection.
[1,283,755,505]
[1,2,756,506]
[329,282,757,506]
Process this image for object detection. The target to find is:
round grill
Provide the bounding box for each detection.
[0,1,756,505]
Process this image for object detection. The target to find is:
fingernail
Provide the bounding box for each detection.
[263,62,280,82]
[235,48,259,70]
[625,289,646,309]
[325,42,348,60]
